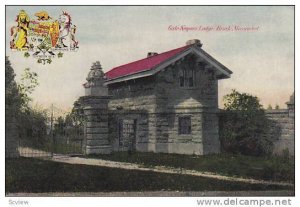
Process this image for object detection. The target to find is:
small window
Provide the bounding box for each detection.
[178,116,191,135]
[179,68,194,88]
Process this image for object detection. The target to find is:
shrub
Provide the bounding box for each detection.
[219,90,275,156]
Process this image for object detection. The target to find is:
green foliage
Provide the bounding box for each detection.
[282,148,290,160]
[57,52,63,58]
[223,89,263,111]
[37,58,52,64]
[53,116,65,136]
[52,98,85,140]
[275,104,280,109]
[267,104,272,110]
[90,152,294,183]
[69,97,85,126]
[24,52,30,58]
[220,90,275,156]
[6,57,47,149]
[16,68,46,145]
[66,99,86,142]
[5,57,22,110]
[17,68,39,111]
[18,107,48,149]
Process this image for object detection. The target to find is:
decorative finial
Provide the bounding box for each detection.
[86,61,104,81]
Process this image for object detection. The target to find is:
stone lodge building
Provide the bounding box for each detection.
[82,39,233,155]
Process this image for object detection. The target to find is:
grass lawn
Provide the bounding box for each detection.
[86,152,295,183]
[6,158,293,193]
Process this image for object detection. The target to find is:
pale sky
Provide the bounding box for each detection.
[5,6,294,111]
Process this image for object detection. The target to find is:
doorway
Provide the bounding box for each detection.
[118,119,137,151]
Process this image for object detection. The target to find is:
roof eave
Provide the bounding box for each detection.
[104,69,153,85]
[191,46,233,78]
[104,45,233,85]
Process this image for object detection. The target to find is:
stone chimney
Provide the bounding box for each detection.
[186,39,203,47]
[147,52,158,57]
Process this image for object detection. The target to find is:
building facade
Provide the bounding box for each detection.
[82,39,232,155]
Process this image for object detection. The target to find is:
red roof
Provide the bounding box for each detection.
[105,44,192,80]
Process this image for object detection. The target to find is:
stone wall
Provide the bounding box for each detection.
[266,109,294,155]
[108,76,157,112]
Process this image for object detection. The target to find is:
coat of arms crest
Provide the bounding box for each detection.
[10,10,79,64]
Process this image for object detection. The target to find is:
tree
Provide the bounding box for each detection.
[69,97,85,126]
[267,104,272,110]
[17,68,39,111]
[5,56,22,111]
[6,56,22,157]
[18,107,48,148]
[53,116,66,136]
[6,58,48,149]
[275,104,280,109]
[220,90,274,156]
[5,58,39,112]
[223,89,263,112]
[66,97,85,138]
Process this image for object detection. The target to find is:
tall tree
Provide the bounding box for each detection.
[5,56,21,111]
[6,57,48,149]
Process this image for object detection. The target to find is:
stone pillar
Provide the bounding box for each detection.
[83,96,111,154]
[82,61,112,155]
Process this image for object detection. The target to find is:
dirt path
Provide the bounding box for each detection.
[18,147,52,157]
[49,155,294,187]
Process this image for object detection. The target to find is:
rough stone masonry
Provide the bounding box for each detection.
[82,40,233,155]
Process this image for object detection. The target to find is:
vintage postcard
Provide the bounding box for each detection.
[4,4,296,207]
